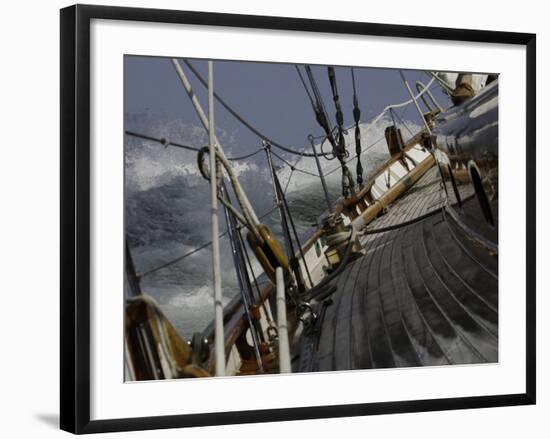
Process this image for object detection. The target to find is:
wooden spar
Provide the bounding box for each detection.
[207,61,225,376]
[351,154,435,230]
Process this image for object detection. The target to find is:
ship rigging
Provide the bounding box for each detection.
[124,59,499,380]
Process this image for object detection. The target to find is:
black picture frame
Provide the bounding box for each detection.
[60,4,536,434]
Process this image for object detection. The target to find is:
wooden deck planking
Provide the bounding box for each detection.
[301,166,499,372]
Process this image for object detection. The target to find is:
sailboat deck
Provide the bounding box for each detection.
[303,166,498,372]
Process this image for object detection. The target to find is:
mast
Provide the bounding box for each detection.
[207,61,225,377]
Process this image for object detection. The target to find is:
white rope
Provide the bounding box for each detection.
[399,71,433,135]
[360,76,436,136]
[425,71,455,94]
[416,80,444,112]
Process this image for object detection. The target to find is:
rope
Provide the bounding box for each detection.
[322,98,413,179]
[319,134,337,161]
[295,65,316,111]
[305,66,334,143]
[125,130,263,162]
[303,66,338,153]
[327,66,355,197]
[327,67,345,144]
[126,129,318,178]
[237,225,275,326]
[364,206,443,235]
[283,167,295,194]
[126,129,317,181]
[389,107,397,127]
[183,60,330,158]
[270,150,320,178]
[272,167,314,288]
[227,148,264,161]
[270,159,305,292]
[391,106,414,137]
[359,76,436,137]
[221,182,266,369]
[280,148,309,194]
[324,135,385,177]
[415,80,444,113]
[425,71,454,94]
[125,130,200,152]
[351,67,364,186]
[301,73,436,170]
[136,237,222,279]
[302,65,355,197]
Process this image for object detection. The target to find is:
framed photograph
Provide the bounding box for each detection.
[60,4,536,434]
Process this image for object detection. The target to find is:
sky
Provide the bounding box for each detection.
[124,56,453,157]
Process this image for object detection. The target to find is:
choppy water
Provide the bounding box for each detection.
[125,113,418,339]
